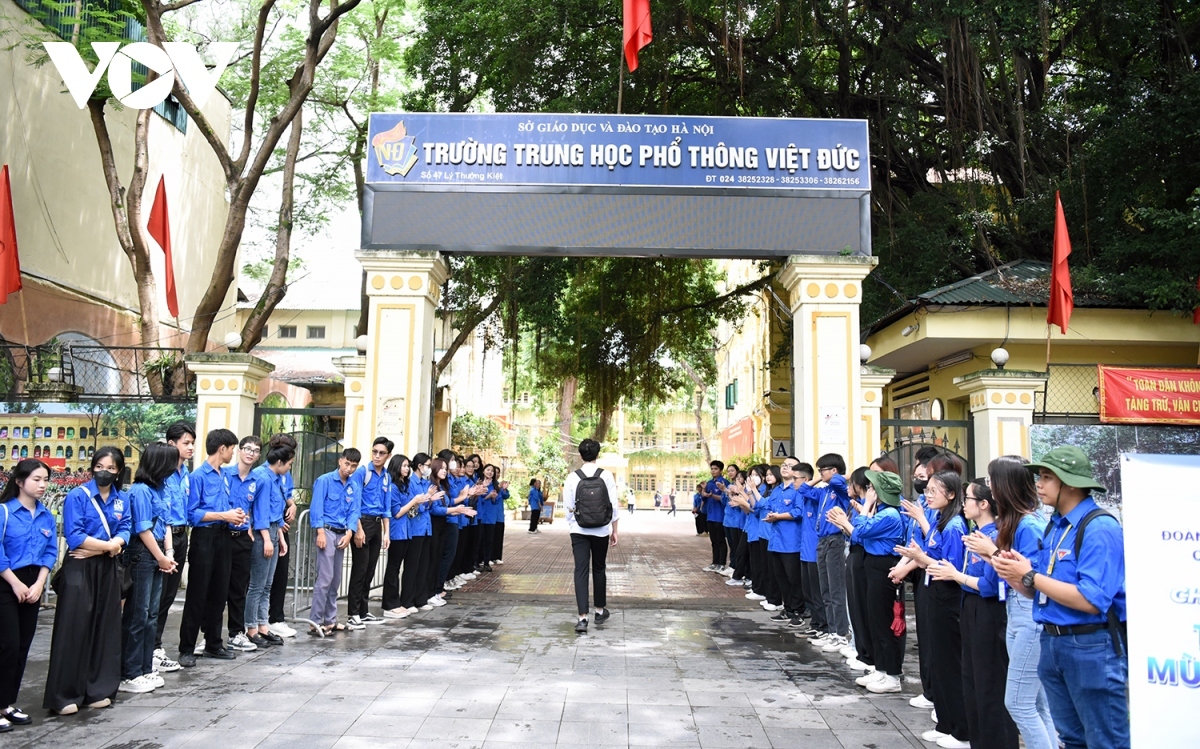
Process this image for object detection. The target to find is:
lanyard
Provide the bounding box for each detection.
[1046,520,1074,577]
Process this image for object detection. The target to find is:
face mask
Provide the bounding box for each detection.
[913,478,929,495]
[93,470,117,488]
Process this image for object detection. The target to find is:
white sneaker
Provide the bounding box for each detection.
[724,578,744,586]
[428,596,446,607]
[760,602,780,611]
[932,709,938,723]
[821,635,849,653]
[866,674,902,694]
[228,633,257,652]
[272,622,298,638]
[405,607,419,614]
[720,567,735,578]
[146,672,165,688]
[745,592,766,601]
[702,564,717,572]
[419,604,433,611]
[464,572,478,579]
[384,608,411,619]
[910,694,935,709]
[845,657,872,671]
[493,560,503,565]
[153,649,181,673]
[345,619,367,631]
[119,676,155,694]
[810,633,833,647]
[935,737,970,749]
[839,645,857,658]
[854,669,883,686]
[922,729,948,742]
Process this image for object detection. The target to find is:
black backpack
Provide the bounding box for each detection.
[573,468,612,528]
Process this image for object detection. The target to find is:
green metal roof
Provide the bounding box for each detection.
[917,259,1053,305]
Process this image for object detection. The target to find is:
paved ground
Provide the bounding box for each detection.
[10,512,934,748]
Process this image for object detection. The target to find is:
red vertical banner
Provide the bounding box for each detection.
[0,164,22,304]
[1047,191,1074,334]
[147,176,180,318]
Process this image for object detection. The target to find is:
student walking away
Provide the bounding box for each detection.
[809,453,851,654]
[119,444,180,694]
[382,454,431,618]
[692,483,707,535]
[826,469,906,693]
[177,429,245,667]
[893,470,971,748]
[223,436,261,653]
[993,447,1127,749]
[927,478,1019,749]
[965,457,1058,749]
[44,447,130,714]
[267,434,300,638]
[701,461,729,571]
[244,437,295,648]
[348,437,393,628]
[309,449,363,635]
[153,421,195,671]
[762,457,805,626]
[527,479,544,533]
[0,459,56,733]
[565,438,621,633]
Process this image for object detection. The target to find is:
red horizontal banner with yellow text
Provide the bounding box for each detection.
[1098,366,1200,425]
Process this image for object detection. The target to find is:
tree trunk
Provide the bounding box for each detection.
[678,360,711,463]
[557,376,577,465]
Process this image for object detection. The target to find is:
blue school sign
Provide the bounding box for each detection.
[361,113,871,258]
[366,113,870,192]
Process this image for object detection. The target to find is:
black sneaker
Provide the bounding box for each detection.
[178,653,197,668]
[594,608,611,624]
[574,618,589,633]
[263,632,285,645]
[770,611,790,621]
[249,633,272,648]
[787,617,807,628]
[201,647,236,660]
[3,707,31,725]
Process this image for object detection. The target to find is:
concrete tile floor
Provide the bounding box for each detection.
[8,513,931,748]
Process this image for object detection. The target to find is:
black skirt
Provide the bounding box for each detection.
[43,554,122,710]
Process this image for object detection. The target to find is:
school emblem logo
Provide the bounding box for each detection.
[41,527,52,537]
[114,499,124,513]
[372,121,420,177]
[1057,549,1071,561]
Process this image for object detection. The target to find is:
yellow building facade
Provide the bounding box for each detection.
[0,412,140,475]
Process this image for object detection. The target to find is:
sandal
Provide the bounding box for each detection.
[308,626,325,637]
[329,622,347,632]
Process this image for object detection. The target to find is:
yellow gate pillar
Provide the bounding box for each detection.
[778,255,878,467]
[355,250,450,456]
[187,353,275,448]
[954,369,1048,472]
[333,354,367,451]
[860,365,896,465]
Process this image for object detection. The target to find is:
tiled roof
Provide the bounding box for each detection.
[251,347,355,386]
[918,259,1053,305]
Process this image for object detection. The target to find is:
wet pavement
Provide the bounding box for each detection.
[9,512,932,748]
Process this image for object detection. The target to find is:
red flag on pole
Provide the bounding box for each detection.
[147,176,179,318]
[1047,191,1074,335]
[0,164,22,305]
[623,0,652,72]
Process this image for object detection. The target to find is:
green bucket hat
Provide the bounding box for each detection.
[864,470,903,507]
[1026,446,1107,493]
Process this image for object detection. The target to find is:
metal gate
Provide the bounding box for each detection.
[880,418,975,496]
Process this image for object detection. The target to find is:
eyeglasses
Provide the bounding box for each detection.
[965,494,980,503]
[241,446,261,454]
[819,466,835,473]
[371,449,389,456]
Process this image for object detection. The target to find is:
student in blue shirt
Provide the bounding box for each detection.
[383,454,436,618]
[894,468,971,747]
[267,434,300,638]
[527,478,544,533]
[827,469,906,693]
[762,457,805,625]
[738,467,764,595]
[491,463,509,566]
[994,447,1127,749]
[840,466,874,672]
[749,466,783,611]
[243,435,294,648]
[309,448,363,635]
[476,464,507,571]
[154,421,194,669]
[119,443,180,695]
[44,447,131,715]
[792,462,822,633]
[721,463,747,582]
[700,461,728,572]
[348,437,393,627]
[178,429,244,667]
[810,453,851,652]
[0,459,56,733]
[223,436,261,652]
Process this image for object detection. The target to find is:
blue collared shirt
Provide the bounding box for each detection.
[387,483,411,541]
[223,465,255,531]
[765,484,803,553]
[0,498,58,571]
[63,481,132,549]
[355,463,392,519]
[705,478,727,523]
[1032,496,1126,626]
[743,490,763,542]
[249,464,286,531]
[528,486,543,511]
[310,469,362,531]
[163,464,190,527]
[814,474,851,537]
[692,492,702,512]
[405,476,433,536]
[446,474,474,527]
[722,485,745,529]
[188,461,231,528]
[126,482,169,541]
[962,521,1001,598]
[925,512,967,571]
[850,506,906,556]
[796,484,819,562]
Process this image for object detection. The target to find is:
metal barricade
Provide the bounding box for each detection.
[289,509,391,620]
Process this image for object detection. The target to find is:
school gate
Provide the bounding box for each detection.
[346,112,883,469]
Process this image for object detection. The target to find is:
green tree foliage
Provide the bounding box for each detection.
[450,411,503,453]
[515,429,569,493]
[407,0,1200,322]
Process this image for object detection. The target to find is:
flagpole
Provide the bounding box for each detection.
[18,287,29,346]
[1045,324,1052,370]
[617,48,625,114]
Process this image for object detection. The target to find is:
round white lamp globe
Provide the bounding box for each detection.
[990,347,1010,369]
[224,331,243,350]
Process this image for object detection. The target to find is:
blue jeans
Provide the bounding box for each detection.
[1005,595,1057,749]
[121,537,163,680]
[246,524,279,628]
[1038,628,1130,749]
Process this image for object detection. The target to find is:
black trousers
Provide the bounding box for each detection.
[479,523,497,565]
[768,551,803,615]
[435,521,459,594]
[155,525,188,648]
[348,516,383,618]
[707,521,727,566]
[400,535,430,609]
[570,533,609,616]
[961,594,1019,749]
[226,530,252,636]
[732,528,750,580]
[864,553,904,675]
[752,540,780,603]
[928,579,970,741]
[494,520,505,560]
[801,561,824,628]
[912,569,934,698]
[179,525,232,655]
[528,509,541,531]
[426,516,447,600]
[694,511,707,534]
[846,544,873,664]
[453,523,478,576]
[268,527,289,624]
[382,538,407,611]
[723,526,741,577]
[43,555,121,710]
[0,566,41,707]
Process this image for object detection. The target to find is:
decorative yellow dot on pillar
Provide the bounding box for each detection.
[990,392,1002,404]
[390,275,403,290]
[864,391,877,403]
[825,283,839,298]
[408,275,423,290]
[214,380,225,391]
[1005,392,1017,404]
[227,379,238,391]
[351,380,362,393]
[199,378,211,391]
[843,283,858,298]
[806,283,821,298]
[1020,392,1032,405]
[371,275,385,290]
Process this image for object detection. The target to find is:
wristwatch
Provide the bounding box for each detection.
[1021,569,1037,589]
